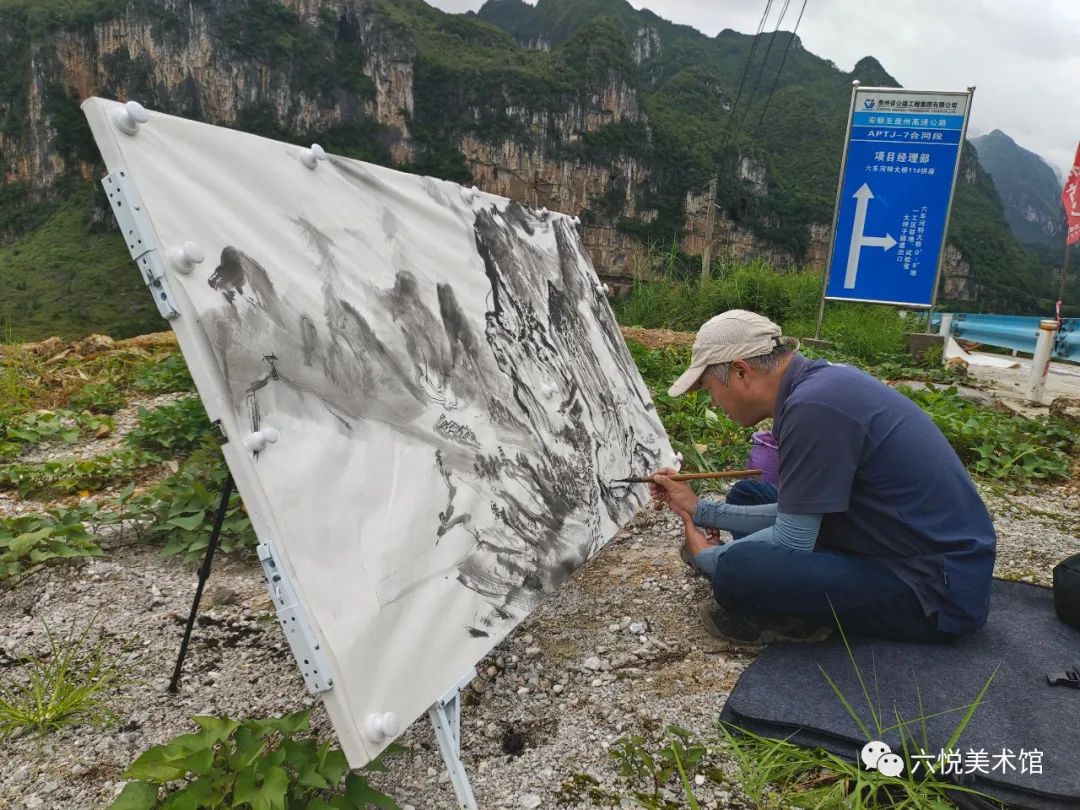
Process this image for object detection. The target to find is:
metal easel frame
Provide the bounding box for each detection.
[428,668,480,810]
[167,467,479,808]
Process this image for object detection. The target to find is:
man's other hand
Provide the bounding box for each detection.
[672,504,720,556]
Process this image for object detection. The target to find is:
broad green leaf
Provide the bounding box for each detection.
[160,776,216,810]
[232,764,259,808]
[124,748,192,783]
[172,747,216,777]
[232,725,266,770]
[258,765,289,810]
[192,715,241,741]
[344,774,399,810]
[247,710,310,737]
[108,781,158,810]
[296,762,331,790]
[167,514,210,532]
[318,748,348,787]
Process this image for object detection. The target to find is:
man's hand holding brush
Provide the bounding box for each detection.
[649,468,722,555]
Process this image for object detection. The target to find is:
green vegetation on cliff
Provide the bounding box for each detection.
[0,0,1062,341]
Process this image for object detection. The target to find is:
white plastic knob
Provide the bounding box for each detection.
[244,427,280,452]
[364,712,401,742]
[113,101,150,136]
[673,451,684,471]
[301,143,327,169]
[169,241,205,275]
[595,283,610,296]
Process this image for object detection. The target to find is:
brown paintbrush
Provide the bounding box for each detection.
[615,469,762,483]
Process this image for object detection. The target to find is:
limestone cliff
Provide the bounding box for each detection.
[0,0,1050,321]
[1,0,819,288]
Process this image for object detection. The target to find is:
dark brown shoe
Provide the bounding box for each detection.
[698,601,832,646]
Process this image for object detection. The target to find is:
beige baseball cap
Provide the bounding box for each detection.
[668,309,799,397]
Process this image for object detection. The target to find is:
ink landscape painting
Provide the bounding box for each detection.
[83,97,674,764]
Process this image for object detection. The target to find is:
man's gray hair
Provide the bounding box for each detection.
[704,344,791,384]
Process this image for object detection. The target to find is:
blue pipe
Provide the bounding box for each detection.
[929,313,1080,361]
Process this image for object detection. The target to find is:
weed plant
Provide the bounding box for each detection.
[0,618,128,740]
[110,710,400,810]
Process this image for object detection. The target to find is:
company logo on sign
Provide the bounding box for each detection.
[863,99,875,110]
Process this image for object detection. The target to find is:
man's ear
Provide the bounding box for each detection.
[732,360,751,382]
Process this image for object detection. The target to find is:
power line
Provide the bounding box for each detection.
[738,0,792,131]
[752,0,809,139]
[721,0,775,143]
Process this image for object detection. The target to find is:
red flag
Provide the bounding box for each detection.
[1063,142,1080,245]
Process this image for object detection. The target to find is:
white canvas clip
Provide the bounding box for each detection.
[301,143,327,169]
[364,712,402,743]
[169,241,205,275]
[572,215,581,226]
[595,283,610,295]
[674,451,684,471]
[244,426,280,452]
[113,101,149,136]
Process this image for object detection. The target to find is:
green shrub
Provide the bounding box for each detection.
[126,396,211,457]
[0,505,102,579]
[110,710,400,810]
[0,408,113,450]
[124,443,254,560]
[132,354,195,394]
[615,264,910,364]
[899,384,1076,481]
[68,381,125,414]
[0,448,152,499]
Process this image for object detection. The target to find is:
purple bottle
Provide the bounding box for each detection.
[748,430,780,486]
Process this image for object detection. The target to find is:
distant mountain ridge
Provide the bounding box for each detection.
[971,129,1065,249]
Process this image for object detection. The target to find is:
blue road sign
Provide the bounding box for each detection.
[825,87,972,307]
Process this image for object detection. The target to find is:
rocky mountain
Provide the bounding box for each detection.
[0,0,1056,341]
[970,129,1065,249]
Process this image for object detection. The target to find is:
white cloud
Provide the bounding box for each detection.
[427,0,1080,180]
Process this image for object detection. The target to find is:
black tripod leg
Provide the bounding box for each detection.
[167,474,235,694]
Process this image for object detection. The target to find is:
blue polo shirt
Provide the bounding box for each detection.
[774,354,996,634]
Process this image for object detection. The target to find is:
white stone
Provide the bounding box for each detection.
[521,794,542,809]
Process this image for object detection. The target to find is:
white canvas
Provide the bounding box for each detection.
[82,98,674,766]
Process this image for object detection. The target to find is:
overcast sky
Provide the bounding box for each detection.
[428,0,1080,181]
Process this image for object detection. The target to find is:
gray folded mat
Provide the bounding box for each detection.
[720,580,1080,809]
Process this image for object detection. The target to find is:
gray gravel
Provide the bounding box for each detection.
[1,475,1077,809]
[1,375,1077,809]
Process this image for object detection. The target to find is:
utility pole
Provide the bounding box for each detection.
[701,176,718,281]
[1057,242,1071,313]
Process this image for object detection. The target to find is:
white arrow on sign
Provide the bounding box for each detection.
[844,183,897,289]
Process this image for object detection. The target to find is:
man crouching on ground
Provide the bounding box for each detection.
[650,309,996,646]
